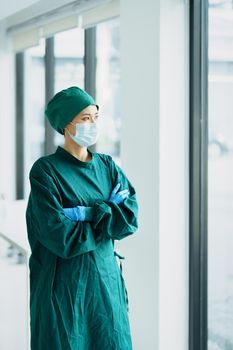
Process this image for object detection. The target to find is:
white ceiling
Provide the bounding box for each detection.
[5,0,110,29]
[0,0,40,21]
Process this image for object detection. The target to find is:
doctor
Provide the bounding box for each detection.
[26,86,138,350]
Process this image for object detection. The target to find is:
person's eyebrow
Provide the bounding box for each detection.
[81,112,99,116]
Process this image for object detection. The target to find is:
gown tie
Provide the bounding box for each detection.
[114,250,129,312]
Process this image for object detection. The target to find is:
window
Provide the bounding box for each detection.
[16,16,121,198]
[95,17,121,163]
[54,27,85,147]
[24,39,45,197]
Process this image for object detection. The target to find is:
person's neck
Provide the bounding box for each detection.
[63,138,91,162]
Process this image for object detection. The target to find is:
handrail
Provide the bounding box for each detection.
[0,231,28,257]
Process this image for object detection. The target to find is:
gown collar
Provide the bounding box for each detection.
[55,146,96,169]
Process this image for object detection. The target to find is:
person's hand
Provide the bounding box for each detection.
[63,206,94,221]
[108,183,130,204]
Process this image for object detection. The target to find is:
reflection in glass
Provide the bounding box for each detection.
[208,2,233,349]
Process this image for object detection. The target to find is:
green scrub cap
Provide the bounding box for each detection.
[45,86,99,135]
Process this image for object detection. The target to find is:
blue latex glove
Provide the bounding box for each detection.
[63,206,94,221]
[109,183,130,204]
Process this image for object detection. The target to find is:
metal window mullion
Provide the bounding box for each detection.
[189,1,209,350]
[45,37,56,155]
[84,26,97,99]
[15,52,25,199]
[84,27,97,152]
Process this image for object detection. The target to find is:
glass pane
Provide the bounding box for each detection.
[208,2,233,349]
[24,39,45,197]
[96,17,121,164]
[54,28,85,147]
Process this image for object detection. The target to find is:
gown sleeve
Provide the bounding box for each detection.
[26,160,102,259]
[91,155,139,240]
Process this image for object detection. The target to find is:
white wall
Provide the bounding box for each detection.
[159,0,189,349]
[120,0,189,349]
[120,0,160,349]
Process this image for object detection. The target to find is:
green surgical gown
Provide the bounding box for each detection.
[26,146,138,350]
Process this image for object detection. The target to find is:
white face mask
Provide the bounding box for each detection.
[66,122,100,147]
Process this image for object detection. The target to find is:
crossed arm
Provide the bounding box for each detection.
[63,183,130,222]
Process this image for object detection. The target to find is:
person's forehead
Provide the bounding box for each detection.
[81,105,98,113]
[72,105,98,121]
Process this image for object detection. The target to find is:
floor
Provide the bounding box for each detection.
[0,239,28,350]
